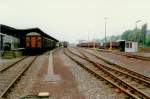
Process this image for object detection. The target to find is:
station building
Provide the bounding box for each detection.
[0,33,4,51]
[0,24,58,58]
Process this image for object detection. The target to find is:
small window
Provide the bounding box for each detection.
[126,43,129,48]
[130,42,132,48]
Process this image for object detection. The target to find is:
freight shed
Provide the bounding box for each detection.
[0,24,58,56]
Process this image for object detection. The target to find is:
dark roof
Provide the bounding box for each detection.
[0,24,59,42]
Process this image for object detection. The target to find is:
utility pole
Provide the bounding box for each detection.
[109,37,112,50]
[88,32,89,48]
[135,20,141,29]
[135,20,141,43]
[93,32,96,49]
[104,17,107,49]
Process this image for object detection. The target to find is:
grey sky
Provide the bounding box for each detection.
[0,0,150,43]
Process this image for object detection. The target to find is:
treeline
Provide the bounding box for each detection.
[107,23,150,47]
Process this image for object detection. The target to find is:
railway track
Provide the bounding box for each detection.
[65,48,150,99]
[0,56,28,72]
[112,52,150,61]
[81,48,150,82]
[0,56,38,98]
[96,49,150,61]
[77,49,150,96]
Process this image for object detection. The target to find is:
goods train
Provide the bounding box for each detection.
[77,42,119,49]
[78,41,137,52]
[25,32,57,54]
[62,41,69,48]
[100,42,119,49]
[77,42,100,48]
[58,41,69,47]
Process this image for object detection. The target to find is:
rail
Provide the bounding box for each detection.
[0,56,38,98]
[65,48,150,99]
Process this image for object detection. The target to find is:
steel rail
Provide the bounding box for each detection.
[78,49,150,85]
[67,48,150,99]
[64,49,140,99]
[0,56,28,72]
[0,56,38,98]
[83,49,150,82]
[78,49,150,96]
[96,49,150,61]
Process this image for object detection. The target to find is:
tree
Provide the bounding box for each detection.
[146,35,150,46]
[141,23,147,45]
[121,30,132,40]
[129,29,141,42]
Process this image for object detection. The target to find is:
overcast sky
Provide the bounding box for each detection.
[0,0,150,43]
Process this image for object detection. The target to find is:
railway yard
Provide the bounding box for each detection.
[0,47,149,99]
[2,0,150,98]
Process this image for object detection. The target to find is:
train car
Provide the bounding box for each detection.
[25,32,42,54]
[77,42,100,48]
[105,42,119,49]
[25,32,57,54]
[99,42,119,49]
[63,41,69,48]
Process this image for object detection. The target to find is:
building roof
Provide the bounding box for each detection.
[0,24,59,42]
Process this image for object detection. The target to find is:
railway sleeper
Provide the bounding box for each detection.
[68,49,150,99]
[64,50,140,99]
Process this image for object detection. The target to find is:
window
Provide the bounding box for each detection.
[130,42,132,48]
[126,42,129,48]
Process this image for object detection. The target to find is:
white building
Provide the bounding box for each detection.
[119,40,138,52]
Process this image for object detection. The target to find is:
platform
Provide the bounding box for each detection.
[44,50,61,82]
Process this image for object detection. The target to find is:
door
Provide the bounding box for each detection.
[31,36,37,48]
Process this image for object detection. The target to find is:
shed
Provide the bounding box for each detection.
[125,41,138,52]
[119,40,138,52]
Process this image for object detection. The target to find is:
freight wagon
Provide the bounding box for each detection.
[25,32,57,54]
[77,42,100,48]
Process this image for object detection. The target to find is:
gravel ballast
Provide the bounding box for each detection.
[62,48,125,99]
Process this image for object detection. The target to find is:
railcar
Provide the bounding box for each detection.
[25,32,56,54]
[105,42,119,49]
[63,42,68,48]
[77,42,100,48]
[61,41,69,48]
